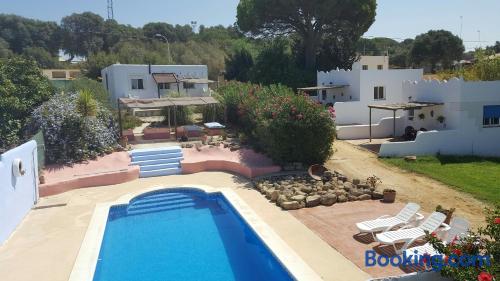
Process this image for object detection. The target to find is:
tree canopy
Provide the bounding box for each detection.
[410,30,464,72]
[236,0,377,70]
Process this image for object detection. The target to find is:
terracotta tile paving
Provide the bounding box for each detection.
[291,200,426,278]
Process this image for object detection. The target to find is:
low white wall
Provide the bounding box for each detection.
[379,128,500,157]
[337,117,404,140]
[0,140,38,244]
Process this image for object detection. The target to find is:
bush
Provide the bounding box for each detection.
[0,56,54,150]
[32,92,119,164]
[217,81,336,164]
[121,114,143,130]
[64,77,110,108]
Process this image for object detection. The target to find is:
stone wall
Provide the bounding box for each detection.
[254,170,383,210]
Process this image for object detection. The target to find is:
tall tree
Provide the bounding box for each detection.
[61,12,105,60]
[225,47,254,82]
[410,30,464,72]
[236,0,376,70]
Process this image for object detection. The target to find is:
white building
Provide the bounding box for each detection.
[304,56,423,125]
[378,78,500,157]
[101,64,212,106]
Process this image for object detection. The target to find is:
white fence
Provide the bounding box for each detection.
[337,117,404,140]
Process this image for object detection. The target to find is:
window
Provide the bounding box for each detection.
[158,83,170,90]
[377,65,383,70]
[183,82,195,89]
[483,105,500,127]
[374,86,385,100]
[131,78,144,90]
[322,90,327,100]
[362,65,368,70]
[408,109,415,121]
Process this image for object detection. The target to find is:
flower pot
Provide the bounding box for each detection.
[119,135,128,147]
[383,190,396,203]
[39,174,46,184]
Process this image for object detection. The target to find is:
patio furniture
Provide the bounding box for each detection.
[204,122,226,136]
[376,212,448,254]
[402,217,470,263]
[176,125,204,139]
[356,203,423,240]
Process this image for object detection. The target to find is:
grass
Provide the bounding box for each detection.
[381,155,500,205]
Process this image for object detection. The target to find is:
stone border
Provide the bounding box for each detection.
[68,185,322,281]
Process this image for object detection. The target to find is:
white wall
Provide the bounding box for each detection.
[352,56,389,71]
[380,78,500,157]
[0,141,38,244]
[337,117,405,140]
[102,64,209,106]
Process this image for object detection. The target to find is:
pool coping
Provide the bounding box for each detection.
[68,184,323,281]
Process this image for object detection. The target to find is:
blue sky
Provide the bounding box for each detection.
[2,0,499,50]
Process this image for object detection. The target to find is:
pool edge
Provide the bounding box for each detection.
[68,185,323,281]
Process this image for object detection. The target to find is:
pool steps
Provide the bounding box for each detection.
[129,146,183,178]
[127,192,196,216]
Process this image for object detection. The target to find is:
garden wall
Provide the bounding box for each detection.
[337,117,404,140]
[0,140,38,244]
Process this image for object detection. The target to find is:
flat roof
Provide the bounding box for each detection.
[368,101,444,110]
[180,78,216,84]
[297,85,349,91]
[119,96,218,109]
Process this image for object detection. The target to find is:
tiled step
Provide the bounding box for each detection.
[131,152,183,162]
[136,193,191,202]
[129,146,181,157]
[129,198,195,210]
[127,202,196,216]
[139,167,182,178]
[131,157,184,166]
[139,162,180,172]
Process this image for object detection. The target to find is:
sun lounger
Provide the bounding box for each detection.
[356,203,423,239]
[403,217,470,261]
[376,212,447,254]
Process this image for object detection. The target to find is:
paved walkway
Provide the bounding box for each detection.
[291,201,410,278]
[0,172,370,281]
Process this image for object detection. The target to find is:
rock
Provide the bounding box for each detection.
[305,195,322,207]
[343,181,354,191]
[300,185,313,194]
[405,156,417,162]
[277,195,288,205]
[358,194,372,201]
[356,184,369,189]
[291,195,306,202]
[372,191,384,200]
[349,189,363,197]
[352,178,361,185]
[348,194,358,201]
[337,194,348,203]
[324,170,334,178]
[281,201,301,210]
[338,175,348,182]
[269,190,279,202]
[321,194,337,206]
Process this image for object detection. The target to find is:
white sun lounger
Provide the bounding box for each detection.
[376,212,447,254]
[356,203,423,239]
[403,217,470,261]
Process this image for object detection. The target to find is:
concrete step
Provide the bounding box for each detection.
[129,146,181,157]
[129,198,195,210]
[127,202,196,216]
[139,167,182,178]
[139,162,180,172]
[131,152,183,162]
[131,157,184,166]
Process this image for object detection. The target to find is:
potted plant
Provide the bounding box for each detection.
[436,205,456,225]
[366,175,382,191]
[437,115,446,124]
[418,113,426,120]
[383,189,397,203]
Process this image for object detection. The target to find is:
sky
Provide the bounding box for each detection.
[1,0,499,51]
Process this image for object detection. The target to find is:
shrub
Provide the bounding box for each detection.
[64,77,110,108]
[121,114,143,130]
[217,81,336,164]
[76,90,98,117]
[32,92,119,164]
[0,56,54,150]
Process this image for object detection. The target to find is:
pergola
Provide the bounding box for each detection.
[368,101,443,142]
[117,96,221,138]
[297,85,349,102]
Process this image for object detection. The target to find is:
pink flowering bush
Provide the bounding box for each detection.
[217,81,336,164]
[427,205,499,281]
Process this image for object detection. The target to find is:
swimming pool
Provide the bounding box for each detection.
[92,188,292,281]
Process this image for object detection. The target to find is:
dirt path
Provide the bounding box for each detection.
[325,141,488,228]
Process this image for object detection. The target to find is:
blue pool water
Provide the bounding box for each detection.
[93,188,294,281]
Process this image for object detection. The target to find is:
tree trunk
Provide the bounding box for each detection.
[304,32,318,70]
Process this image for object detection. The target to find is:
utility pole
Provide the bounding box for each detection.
[107,0,114,20]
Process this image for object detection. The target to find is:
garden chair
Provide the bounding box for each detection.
[375,212,447,254]
[402,217,470,261]
[356,203,423,240]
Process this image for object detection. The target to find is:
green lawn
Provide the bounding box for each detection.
[381,155,500,205]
